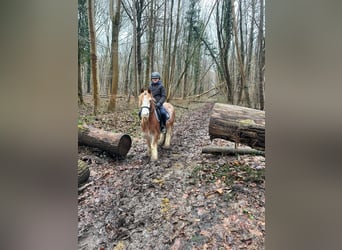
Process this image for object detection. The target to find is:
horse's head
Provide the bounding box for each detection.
[138,88,154,119]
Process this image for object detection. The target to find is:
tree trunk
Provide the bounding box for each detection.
[78,58,84,104]
[182,3,193,99]
[258,0,265,110]
[108,0,121,111]
[78,125,132,158]
[246,0,255,107]
[124,46,133,96]
[216,0,233,103]
[209,103,265,150]
[162,0,170,93]
[168,0,181,100]
[88,0,99,115]
[86,60,91,93]
[132,2,138,96]
[231,0,250,107]
[144,0,155,88]
[135,0,144,93]
[246,0,255,80]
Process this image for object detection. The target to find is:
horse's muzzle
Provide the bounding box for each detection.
[140,106,150,118]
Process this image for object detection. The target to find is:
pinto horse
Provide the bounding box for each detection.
[138,89,175,161]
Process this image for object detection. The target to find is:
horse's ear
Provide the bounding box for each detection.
[147,89,151,94]
[140,88,145,93]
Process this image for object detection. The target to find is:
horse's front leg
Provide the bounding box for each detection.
[150,132,159,161]
[144,134,151,156]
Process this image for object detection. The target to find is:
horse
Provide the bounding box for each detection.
[138,88,176,161]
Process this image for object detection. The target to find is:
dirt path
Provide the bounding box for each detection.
[78,102,265,250]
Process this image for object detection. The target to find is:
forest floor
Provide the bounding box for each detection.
[78,96,265,250]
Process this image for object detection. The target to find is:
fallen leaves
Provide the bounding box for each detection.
[78,99,265,249]
[113,241,125,250]
[153,178,165,187]
[161,197,171,219]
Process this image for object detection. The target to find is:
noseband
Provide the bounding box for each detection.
[139,91,154,117]
[140,106,150,111]
[140,96,151,118]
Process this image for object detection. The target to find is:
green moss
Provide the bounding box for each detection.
[239,119,256,126]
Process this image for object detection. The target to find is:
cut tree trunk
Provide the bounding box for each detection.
[209,103,265,150]
[78,160,90,186]
[78,125,132,158]
[202,146,265,156]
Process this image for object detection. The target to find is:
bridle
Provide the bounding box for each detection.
[140,92,152,118]
[140,105,150,111]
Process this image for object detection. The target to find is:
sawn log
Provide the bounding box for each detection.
[78,125,132,158]
[78,160,90,186]
[209,103,265,150]
[202,146,265,156]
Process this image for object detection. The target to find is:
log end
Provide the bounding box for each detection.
[118,134,132,157]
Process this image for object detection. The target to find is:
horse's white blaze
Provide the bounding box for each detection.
[140,95,150,118]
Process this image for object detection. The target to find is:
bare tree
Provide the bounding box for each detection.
[231,0,250,107]
[135,0,146,94]
[167,0,182,100]
[79,0,264,107]
[108,0,121,111]
[78,0,90,101]
[122,0,147,96]
[88,0,99,115]
[246,0,255,80]
[169,0,216,100]
[257,0,265,110]
[216,0,234,103]
[144,0,156,88]
[78,54,84,104]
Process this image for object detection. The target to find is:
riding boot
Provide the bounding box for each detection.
[160,115,166,133]
[161,122,166,133]
[155,108,164,132]
[156,108,161,120]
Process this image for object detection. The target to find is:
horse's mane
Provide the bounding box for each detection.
[150,97,156,110]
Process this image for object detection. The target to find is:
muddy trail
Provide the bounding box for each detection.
[78,100,265,250]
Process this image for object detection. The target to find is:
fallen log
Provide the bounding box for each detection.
[78,124,132,158]
[209,103,265,150]
[78,160,90,186]
[202,146,265,156]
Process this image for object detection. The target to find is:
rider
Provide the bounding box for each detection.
[149,72,167,133]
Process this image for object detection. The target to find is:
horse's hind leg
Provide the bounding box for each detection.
[158,133,165,146]
[164,126,172,148]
